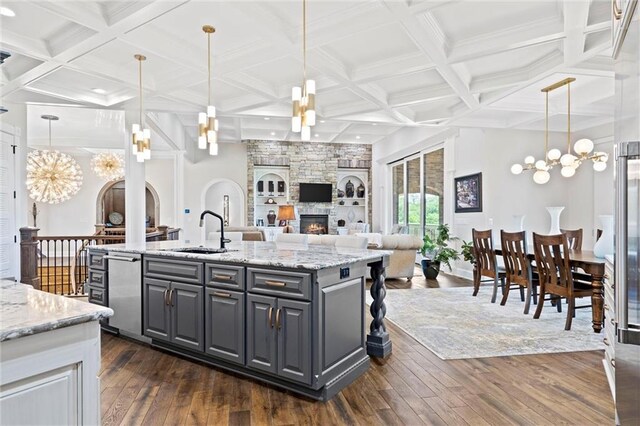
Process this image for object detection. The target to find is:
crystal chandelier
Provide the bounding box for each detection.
[291,0,316,141]
[26,115,83,204]
[198,25,219,156]
[132,54,151,162]
[511,78,608,184]
[91,153,124,181]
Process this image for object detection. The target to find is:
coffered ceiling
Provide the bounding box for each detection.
[0,0,615,148]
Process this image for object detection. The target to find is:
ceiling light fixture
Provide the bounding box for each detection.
[132,54,150,162]
[511,78,607,184]
[26,115,83,204]
[355,135,361,140]
[91,153,124,181]
[92,88,107,94]
[0,6,15,17]
[264,117,270,120]
[291,0,315,142]
[270,132,276,136]
[198,25,219,156]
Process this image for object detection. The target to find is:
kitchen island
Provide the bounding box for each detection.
[88,240,391,401]
[0,280,113,424]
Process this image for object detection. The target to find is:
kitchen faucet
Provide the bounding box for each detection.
[199,210,230,250]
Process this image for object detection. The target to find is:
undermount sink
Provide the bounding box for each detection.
[169,247,234,254]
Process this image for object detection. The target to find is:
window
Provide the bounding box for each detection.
[389,148,444,237]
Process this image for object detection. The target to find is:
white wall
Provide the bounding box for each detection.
[182,143,248,243]
[373,125,614,279]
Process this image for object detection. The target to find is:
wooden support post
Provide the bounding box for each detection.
[157,225,169,241]
[19,227,40,290]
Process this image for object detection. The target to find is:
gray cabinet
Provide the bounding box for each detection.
[143,278,203,351]
[246,294,311,384]
[277,299,311,384]
[247,294,277,374]
[143,278,171,342]
[205,289,245,364]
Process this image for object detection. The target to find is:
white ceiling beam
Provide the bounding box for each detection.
[563,0,590,65]
[380,0,479,110]
[388,84,456,108]
[26,1,109,32]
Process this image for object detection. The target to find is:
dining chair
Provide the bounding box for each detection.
[471,229,506,303]
[335,235,368,249]
[499,230,538,314]
[532,233,594,330]
[560,228,583,250]
[275,233,309,244]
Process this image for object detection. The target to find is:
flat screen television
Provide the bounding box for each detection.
[299,183,332,202]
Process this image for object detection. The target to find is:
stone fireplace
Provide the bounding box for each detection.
[299,214,329,235]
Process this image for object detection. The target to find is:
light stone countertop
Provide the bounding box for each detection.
[0,280,113,342]
[92,240,390,270]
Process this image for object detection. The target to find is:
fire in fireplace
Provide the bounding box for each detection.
[299,214,329,235]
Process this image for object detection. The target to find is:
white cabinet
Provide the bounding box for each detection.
[603,258,616,403]
[0,321,103,425]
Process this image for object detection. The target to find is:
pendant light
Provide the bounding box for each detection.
[198,25,219,155]
[132,54,151,162]
[26,115,83,204]
[511,77,608,184]
[291,0,316,141]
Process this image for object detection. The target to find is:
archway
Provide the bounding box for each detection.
[200,178,245,240]
[96,180,160,227]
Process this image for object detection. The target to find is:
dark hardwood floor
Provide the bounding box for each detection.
[99,270,614,425]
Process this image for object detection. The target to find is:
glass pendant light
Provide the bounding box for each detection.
[198,25,219,155]
[132,54,151,162]
[291,0,316,141]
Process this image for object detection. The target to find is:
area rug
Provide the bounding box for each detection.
[367,287,605,360]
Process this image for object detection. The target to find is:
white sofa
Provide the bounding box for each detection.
[308,233,423,280]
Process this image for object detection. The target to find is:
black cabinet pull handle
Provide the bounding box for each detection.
[170,289,175,306]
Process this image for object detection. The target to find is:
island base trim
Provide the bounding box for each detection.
[150,339,369,401]
[366,333,392,358]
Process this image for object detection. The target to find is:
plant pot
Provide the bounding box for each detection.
[421,259,441,279]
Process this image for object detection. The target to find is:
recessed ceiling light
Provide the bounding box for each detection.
[91,88,107,94]
[0,7,15,17]
[320,120,325,123]
[264,117,270,120]
[356,135,361,140]
[372,123,377,126]
[314,133,319,137]
[270,132,276,136]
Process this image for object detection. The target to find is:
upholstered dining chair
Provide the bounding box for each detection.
[560,228,583,250]
[471,229,506,303]
[532,233,594,330]
[499,230,538,314]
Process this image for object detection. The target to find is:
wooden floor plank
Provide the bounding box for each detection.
[97,273,614,425]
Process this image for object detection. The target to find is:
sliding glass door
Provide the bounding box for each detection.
[389,148,444,237]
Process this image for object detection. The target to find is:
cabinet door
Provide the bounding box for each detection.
[205,288,245,365]
[247,294,277,374]
[277,299,311,384]
[143,278,171,342]
[170,282,204,352]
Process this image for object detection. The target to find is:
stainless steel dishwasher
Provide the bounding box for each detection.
[104,252,149,343]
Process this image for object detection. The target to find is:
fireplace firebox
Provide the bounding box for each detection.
[299,214,329,235]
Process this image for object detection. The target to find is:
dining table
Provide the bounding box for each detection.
[493,247,606,334]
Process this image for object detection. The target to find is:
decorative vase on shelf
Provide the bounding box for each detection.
[546,206,564,235]
[513,214,526,231]
[593,215,614,258]
[356,183,365,198]
[345,180,355,198]
[267,210,276,226]
[337,188,345,198]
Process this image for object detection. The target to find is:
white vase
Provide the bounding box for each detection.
[546,206,564,235]
[513,215,526,231]
[593,215,614,258]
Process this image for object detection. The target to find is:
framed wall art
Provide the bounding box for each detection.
[454,173,482,213]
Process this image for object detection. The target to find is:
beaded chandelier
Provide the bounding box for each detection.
[91,153,124,181]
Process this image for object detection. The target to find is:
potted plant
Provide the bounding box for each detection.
[420,224,460,279]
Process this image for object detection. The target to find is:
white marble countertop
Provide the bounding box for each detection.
[0,280,113,342]
[92,240,390,270]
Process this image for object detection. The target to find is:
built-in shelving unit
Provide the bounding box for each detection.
[336,169,368,226]
[253,166,290,227]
